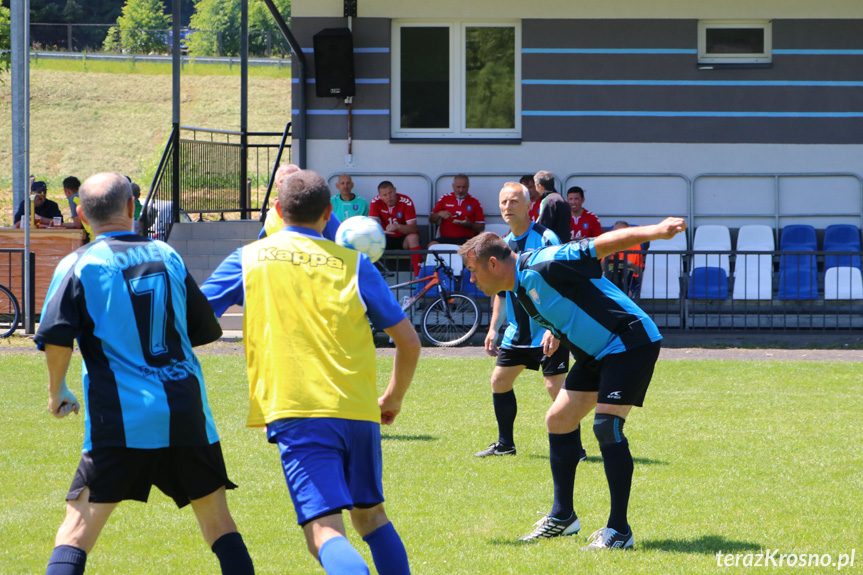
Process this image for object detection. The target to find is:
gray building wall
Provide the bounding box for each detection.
[293,17,863,144]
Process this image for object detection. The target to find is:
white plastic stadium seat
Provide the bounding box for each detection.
[733,225,775,300]
[824,266,863,300]
[640,232,687,299]
[484,223,512,238]
[692,225,731,273]
[424,244,462,275]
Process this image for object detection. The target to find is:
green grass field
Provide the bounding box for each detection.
[2,352,862,574]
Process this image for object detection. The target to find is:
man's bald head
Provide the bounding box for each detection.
[79,172,133,227]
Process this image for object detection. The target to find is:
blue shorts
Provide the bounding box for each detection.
[267,418,384,526]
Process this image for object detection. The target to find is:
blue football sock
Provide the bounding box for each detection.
[362,522,410,575]
[318,536,369,575]
[211,532,255,575]
[548,426,582,520]
[46,545,87,575]
[492,390,517,447]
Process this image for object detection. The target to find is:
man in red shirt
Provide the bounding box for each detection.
[369,180,423,274]
[429,174,485,246]
[567,186,603,241]
[523,174,542,222]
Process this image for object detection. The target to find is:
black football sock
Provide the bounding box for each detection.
[212,532,255,575]
[594,414,633,534]
[492,389,517,447]
[45,545,87,575]
[548,426,582,519]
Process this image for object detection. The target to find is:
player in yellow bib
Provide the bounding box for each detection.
[203,169,420,575]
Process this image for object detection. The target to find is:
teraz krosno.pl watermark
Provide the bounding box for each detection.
[716,549,855,570]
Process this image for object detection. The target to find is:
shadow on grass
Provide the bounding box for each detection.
[640,535,762,554]
[487,537,534,547]
[526,454,669,465]
[381,434,438,442]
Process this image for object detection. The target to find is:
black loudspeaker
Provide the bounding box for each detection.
[313,28,355,98]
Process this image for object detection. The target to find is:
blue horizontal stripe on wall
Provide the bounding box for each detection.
[291,109,390,115]
[298,47,390,54]
[523,111,863,118]
[523,79,863,87]
[774,49,863,55]
[523,48,863,56]
[291,78,390,84]
[522,48,696,54]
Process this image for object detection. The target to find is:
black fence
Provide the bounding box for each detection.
[378,248,863,334]
[26,23,291,57]
[141,124,291,241]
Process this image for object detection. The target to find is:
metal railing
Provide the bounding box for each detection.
[141,124,292,241]
[638,248,863,331]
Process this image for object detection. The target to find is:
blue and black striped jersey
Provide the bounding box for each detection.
[501,222,561,348]
[35,232,222,452]
[513,239,661,362]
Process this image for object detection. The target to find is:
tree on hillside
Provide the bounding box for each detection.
[187,0,290,57]
[0,6,9,75]
[103,0,171,54]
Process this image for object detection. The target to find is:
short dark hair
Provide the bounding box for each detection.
[567,186,585,198]
[80,172,132,226]
[278,170,330,224]
[519,174,534,186]
[458,232,514,266]
[377,180,395,191]
[534,171,555,191]
[62,176,81,191]
[454,174,470,185]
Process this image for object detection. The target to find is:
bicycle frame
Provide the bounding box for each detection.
[383,253,455,313]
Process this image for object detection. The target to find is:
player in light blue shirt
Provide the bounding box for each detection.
[35,172,253,575]
[460,217,686,550]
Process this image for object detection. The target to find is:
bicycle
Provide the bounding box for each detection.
[378,252,481,347]
[0,283,21,338]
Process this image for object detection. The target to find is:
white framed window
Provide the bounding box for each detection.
[392,21,521,139]
[698,20,772,65]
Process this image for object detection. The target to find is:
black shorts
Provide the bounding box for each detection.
[66,442,237,508]
[385,235,407,250]
[563,341,662,407]
[432,236,471,246]
[496,345,570,376]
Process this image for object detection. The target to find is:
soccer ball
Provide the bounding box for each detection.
[335,216,386,263]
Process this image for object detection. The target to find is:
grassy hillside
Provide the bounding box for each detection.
[0,59,292,226]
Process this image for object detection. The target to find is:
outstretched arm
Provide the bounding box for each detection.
[593,217,687,260]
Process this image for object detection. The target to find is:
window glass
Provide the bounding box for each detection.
[465,26,515,130]
[706,28,765,55]
[400,27,449,129]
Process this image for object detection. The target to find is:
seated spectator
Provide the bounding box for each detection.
[260,163,340,240]
[533,170,570,243]
[61,176,93,241]
[602,221,645,299]
[331,174,369,220]
[131,183,142,234]
[567,186,603,241]
[523,174,542,222]
[14,180,63,228]
[429,174,485,246]
[369,181,422,274]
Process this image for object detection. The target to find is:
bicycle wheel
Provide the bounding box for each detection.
[421,293,480,347]
[0,284,21,339]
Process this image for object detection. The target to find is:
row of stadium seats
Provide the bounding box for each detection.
[644,224,863,301]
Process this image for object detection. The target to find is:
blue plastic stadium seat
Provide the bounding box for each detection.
[414,265,455,297]
[777,225,818,300]
[823,224,862,271]
[687,266,728,299]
